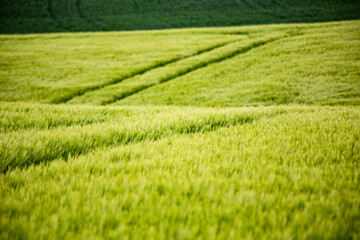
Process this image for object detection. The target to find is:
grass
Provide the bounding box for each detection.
[114,21,360,107]
[0,30,241,103]
[0,103,275,172]
[0,0,360,33]
[0,19,360,239]
[0,105,359,239]
[1,20,359,106]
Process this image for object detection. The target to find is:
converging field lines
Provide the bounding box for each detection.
[64,33,290,105]
[50,31,296,106]
[53,39,241,104]
[98,34,288,105]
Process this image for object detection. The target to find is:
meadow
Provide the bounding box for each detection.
[1,21,359,106]
[0,104,359,239]
[0,7,359,240]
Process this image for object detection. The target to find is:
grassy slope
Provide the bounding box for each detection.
[0,31,240,102]
[0,0,360,33]
[114,21,360,107]
[1,21,359,106]
[0,104,359,239]
[0,20,360,239]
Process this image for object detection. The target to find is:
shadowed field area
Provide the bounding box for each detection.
[0,0,360,33]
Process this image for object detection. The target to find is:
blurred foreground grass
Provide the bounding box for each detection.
[0,104,359,239]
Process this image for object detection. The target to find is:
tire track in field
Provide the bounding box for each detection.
[107,35,286,105]
[51,40,240,104]
[0,111,112,134]
[1,109,285,173]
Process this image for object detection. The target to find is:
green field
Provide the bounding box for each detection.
[1,3,360,239]
[1,103,359,239]
[1,21,359,106]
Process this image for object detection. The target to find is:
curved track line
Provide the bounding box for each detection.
[2,110,284,173]
[51,40,240,104]
[108,36,286,104]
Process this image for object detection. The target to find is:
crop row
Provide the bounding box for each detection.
[0,103,286,172]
